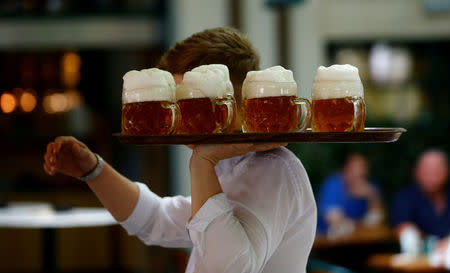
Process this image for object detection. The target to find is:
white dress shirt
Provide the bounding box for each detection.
[121,147,317,273]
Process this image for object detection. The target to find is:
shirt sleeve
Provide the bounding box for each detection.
[186,151,308,273]
[120,182,193,248]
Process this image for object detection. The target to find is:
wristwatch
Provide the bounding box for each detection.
[78,153,104,182]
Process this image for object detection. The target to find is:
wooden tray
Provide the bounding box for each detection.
[114,128,406,145]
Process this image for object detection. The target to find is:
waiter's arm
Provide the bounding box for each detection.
[44,136,139,221]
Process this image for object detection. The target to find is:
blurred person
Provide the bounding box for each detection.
[317,153,384,236]
[43,28,317,273]
[392,149,449,240]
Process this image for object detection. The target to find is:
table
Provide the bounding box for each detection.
[312,225,396,272]
[0,202,117,273]
[367,253,447,273]
[313,225,394,249]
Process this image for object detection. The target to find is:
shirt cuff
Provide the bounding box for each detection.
[186,193,232,233]
[120,182,161,235]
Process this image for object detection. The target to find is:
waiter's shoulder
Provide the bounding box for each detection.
[247,147,310,198]
[251,146,305,173]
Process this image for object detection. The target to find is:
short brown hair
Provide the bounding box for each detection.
[158,27,260,104]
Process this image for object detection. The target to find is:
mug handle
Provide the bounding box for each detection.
[215,97,235,133]
[345,96,363,132]
[162,102,181,134]
[293,98,312,132]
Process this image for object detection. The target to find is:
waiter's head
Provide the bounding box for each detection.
[157,27,260,105]
[415,149,449,195]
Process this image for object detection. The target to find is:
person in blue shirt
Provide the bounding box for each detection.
[317,153,384,235]
[391,149,450,239]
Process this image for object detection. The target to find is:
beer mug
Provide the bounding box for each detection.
[121,68,181,135]
[176,64,235,134]
[242,66,311,133]
[311,64,366,132]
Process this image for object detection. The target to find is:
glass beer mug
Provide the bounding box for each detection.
[176,64,235,134]
[242,80,311,133]
[176,86,235,134]
[311,64,366,132]
[121,87,181,135]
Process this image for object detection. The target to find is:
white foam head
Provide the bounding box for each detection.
[312,64,364,100]
[242,66,298,99]
[122,68,176,104]
[176,64,233,100]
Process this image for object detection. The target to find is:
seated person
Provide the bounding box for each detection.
[391,149,450,239]
[317,153,384,236]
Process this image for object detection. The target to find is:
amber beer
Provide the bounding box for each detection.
[121,68,179,135]
[242,81,311,133]
[242,66,311,133]
[121,101,180,135]
[177,96,234,134]
[312,97,365,132]
[244,96,302,132]
[175,64,236,134]
[311,64,366,132]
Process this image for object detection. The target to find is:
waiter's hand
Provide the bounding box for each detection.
[43,136,97,178]
[188,143,288,166]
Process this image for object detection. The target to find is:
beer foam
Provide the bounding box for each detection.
[122,68,176,103]
[242,66,298,99]
[312,64,364,100]
[176,64,233,100]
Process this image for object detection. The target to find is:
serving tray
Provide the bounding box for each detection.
[114,128,406,145]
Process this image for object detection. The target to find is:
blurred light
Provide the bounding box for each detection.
[43,93,67,113]
[43,90,82,114]
[50,94,68,112]
[62,52,81,88]
[390,48,412,85]
[64,89,82,110]
[62,72,81,88]
[62,52,81,73]
[20,91,37,112]
[1,92,17,113]
[369,43,392,85]
[42,95,52,113]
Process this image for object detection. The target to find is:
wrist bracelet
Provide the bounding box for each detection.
[78,153,104,182]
